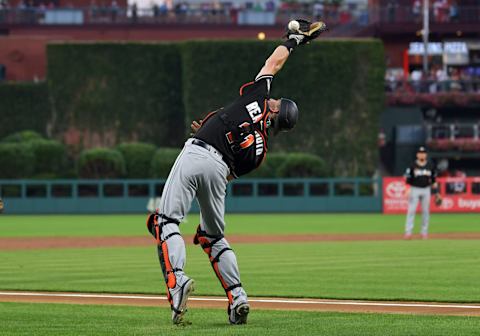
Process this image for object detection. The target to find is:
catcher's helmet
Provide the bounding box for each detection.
[273,98,299,135]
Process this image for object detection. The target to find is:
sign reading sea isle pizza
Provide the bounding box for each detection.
[383,177,480,214]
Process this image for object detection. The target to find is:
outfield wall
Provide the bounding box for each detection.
[383,177,480,214]
[0,178,382,214]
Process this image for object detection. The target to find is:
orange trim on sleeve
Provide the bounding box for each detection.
[201,110,217,125]
[239,81,255,96]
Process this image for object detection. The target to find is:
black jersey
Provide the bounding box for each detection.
[405,161,437,188]
[194,75,273,177]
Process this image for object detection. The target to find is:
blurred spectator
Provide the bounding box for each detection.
[90,0,98,21]
[411,69,423,92]
[0,64,5,82]
[110,0,118,22]
[313,1,324,21]
[265,0,275,12]
[159,1,168,16]
[131,2,137,22]
[386,0,397,23]
[449,0,459,22]
[152,3,159,19]
[412,0,421,22]
[253,2,262,12]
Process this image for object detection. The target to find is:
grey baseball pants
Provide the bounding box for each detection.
[405,186,431,235]
[156,139,248,307]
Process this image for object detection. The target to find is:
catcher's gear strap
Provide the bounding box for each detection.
[220,101,267,154]
[193,225,241,304]
[146,212,180,242]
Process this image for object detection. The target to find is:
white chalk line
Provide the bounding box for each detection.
[1,291,480,310]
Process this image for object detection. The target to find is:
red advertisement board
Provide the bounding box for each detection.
[383,177,480,214]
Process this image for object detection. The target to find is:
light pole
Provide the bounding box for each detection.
[423,0,430,73]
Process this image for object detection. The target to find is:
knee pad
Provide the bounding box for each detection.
[193,224,242,304]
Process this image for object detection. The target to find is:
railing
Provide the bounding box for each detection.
[1,4,479,26]
[370,5,480,24]
[0,4,369,26]
[386,79,480,94]
[0,178,382,214]
[426,123,480,152]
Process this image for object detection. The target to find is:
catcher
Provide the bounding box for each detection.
[404,146,442,240]
[146,19,327,325]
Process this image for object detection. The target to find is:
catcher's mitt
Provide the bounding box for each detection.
[434,194,443,206]
[285,19,327,45]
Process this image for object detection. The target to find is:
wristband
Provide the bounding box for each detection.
[432,186,439,194]
[281,39,297,53]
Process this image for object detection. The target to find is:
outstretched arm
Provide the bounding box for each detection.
[256,45,290,78]
[256,19,327,79]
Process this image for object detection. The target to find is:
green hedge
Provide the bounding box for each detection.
[0,83,50,140]
[29,139,67,178]
[249,152,328,178]
[276,153,329,178]
[2,130,44,143]
[77,148,126,178]
[117,142,156,178]
[182,40,385,176]
[1,132,67,178]
[0,143,35,178]
[248,152,290,178]
[150,147,181,178]
[0,41,384,177]
[47,43,185,148]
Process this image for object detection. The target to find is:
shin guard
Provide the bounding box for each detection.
[193,225,244,305]
[147,212,182,308]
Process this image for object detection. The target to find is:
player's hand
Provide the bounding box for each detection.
[434,194,443,206]
[285,19,327,46]
[190,120,202,136]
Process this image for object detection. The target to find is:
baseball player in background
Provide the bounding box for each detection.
[404,146,442,240]
[146,20,326,325]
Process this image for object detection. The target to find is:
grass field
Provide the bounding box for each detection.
[1,302,480,336]
[1,241,480,302]
[1,213,480,237]
[1,213,479,335]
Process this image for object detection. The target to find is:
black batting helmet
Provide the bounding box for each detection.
[273,98,299,135]
[417,146,427,154]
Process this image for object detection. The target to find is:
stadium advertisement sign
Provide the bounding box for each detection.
[383,177,480,214]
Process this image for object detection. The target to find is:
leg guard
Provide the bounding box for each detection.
[147,212,185,309]
[193,224,247,306]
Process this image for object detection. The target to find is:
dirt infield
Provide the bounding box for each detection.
[1,291,480,316]
[1,232,480,250]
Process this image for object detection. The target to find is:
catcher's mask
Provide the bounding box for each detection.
[272,98,299,135]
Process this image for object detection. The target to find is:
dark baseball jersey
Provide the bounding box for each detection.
[194,75,273,177]
[405,161,437,188]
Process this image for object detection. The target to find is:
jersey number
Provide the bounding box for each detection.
[246,102,262,123]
